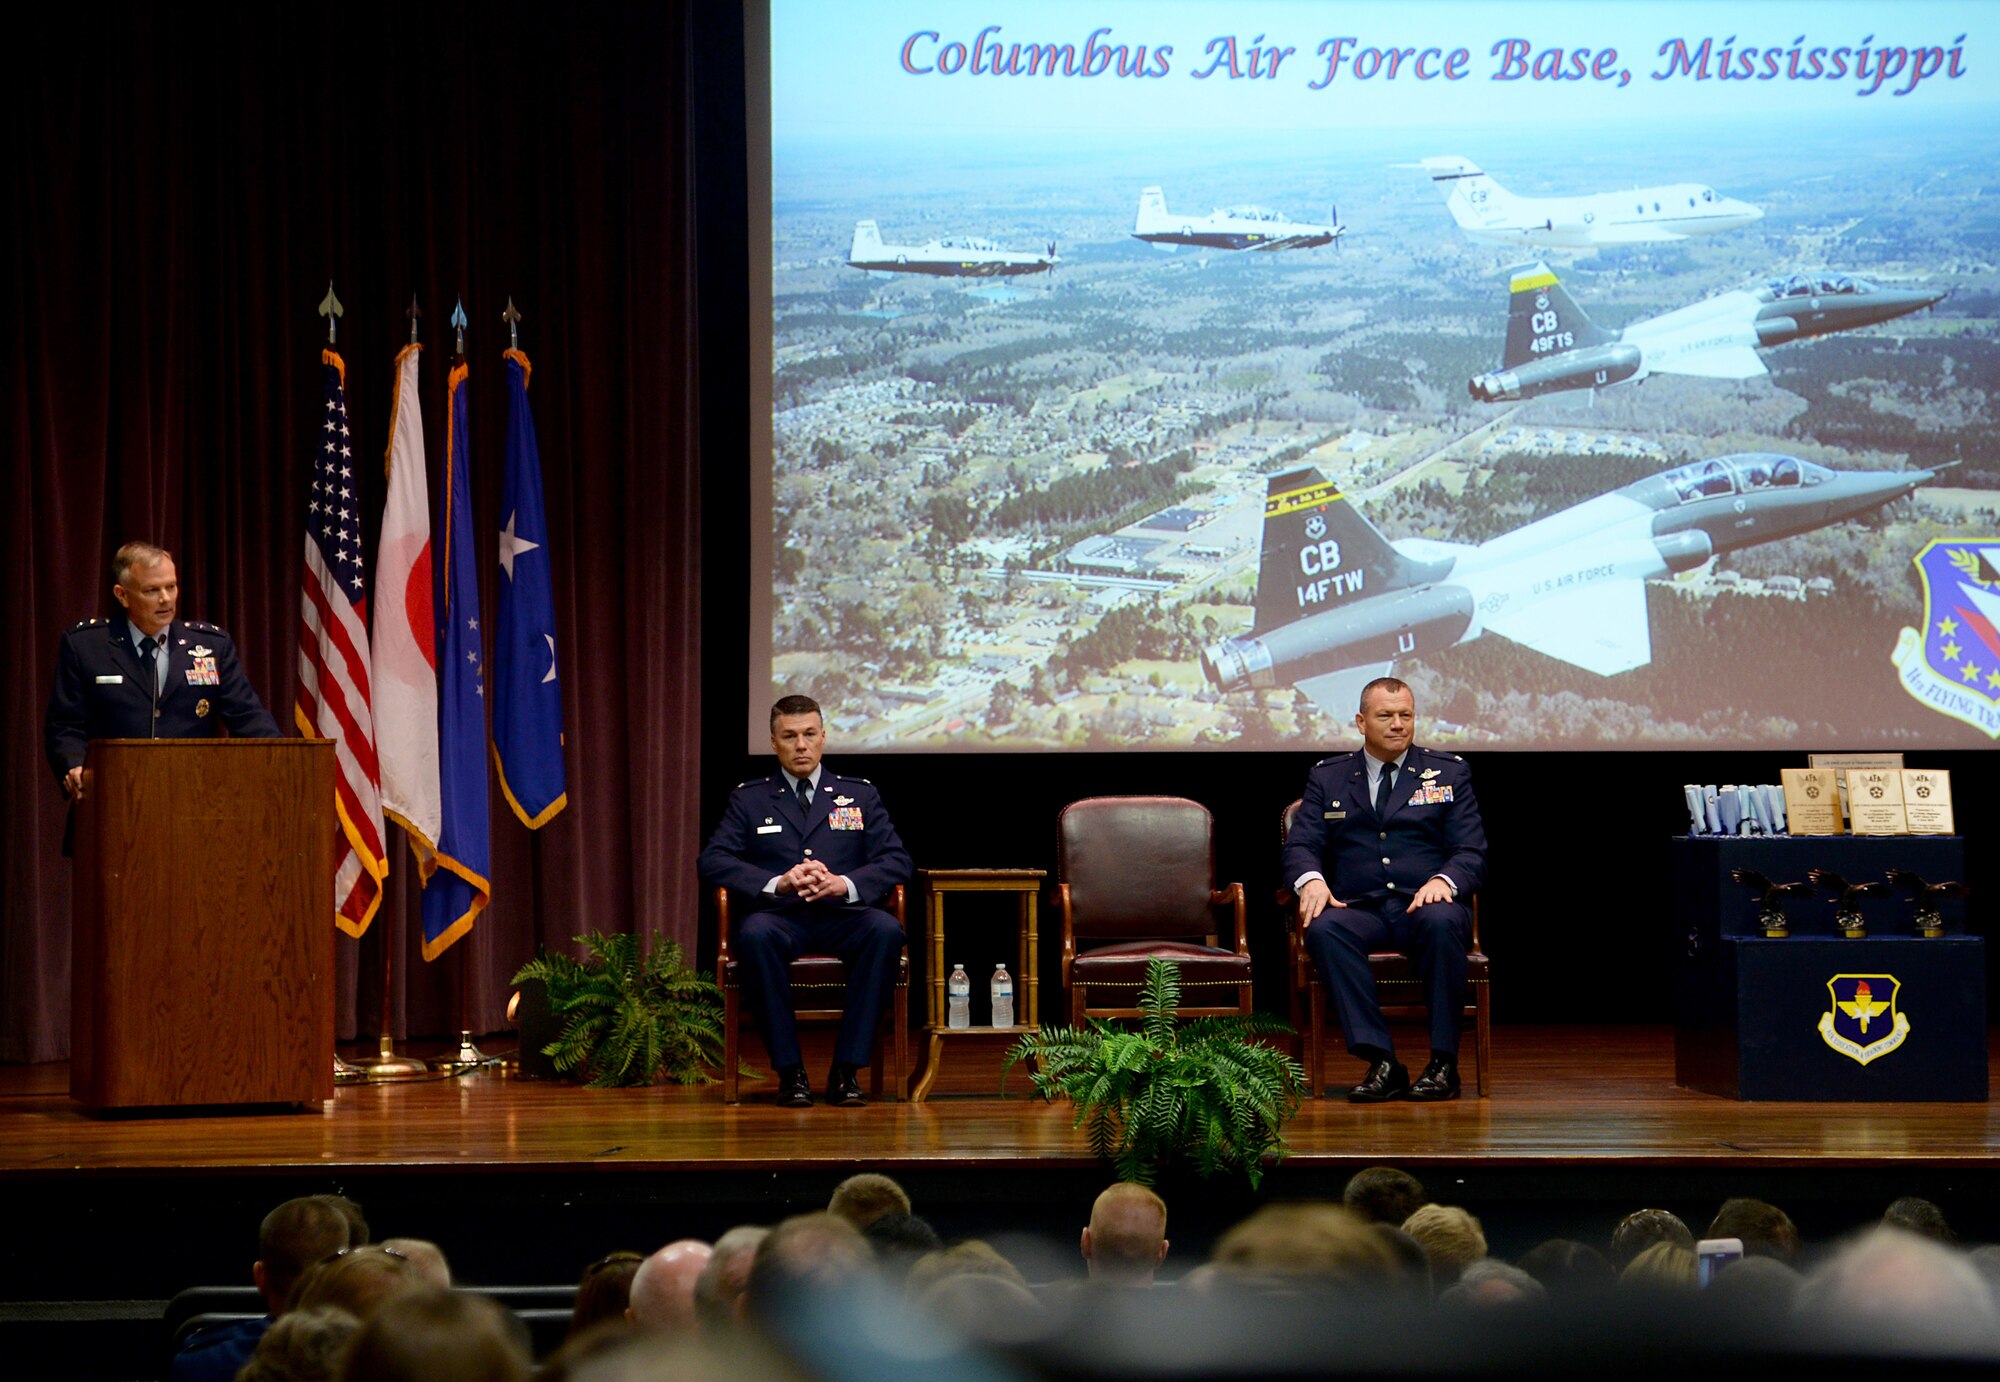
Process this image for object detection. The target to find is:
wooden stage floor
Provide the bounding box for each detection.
[4,1025,1997,1177]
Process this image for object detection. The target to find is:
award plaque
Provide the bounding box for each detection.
[1782,768,1843,835]
[1901,769,1955,835]
[1845,768,1909,835]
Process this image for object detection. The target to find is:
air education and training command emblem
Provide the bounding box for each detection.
[1818,974,1910,1066]
[1892,539,2000,738]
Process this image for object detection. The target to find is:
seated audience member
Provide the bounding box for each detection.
[1609,1208,1694,1271]
[1369,1225,1435,1302]
[1794,1227,1999,1350]
[171,1194,353,1382]
[1342,1166,1428,1227]
[861,1213,942,1286]
[627,1240,714,1334]
[1081,1183,1169,1286]
[1516,1238,1614,1301]
[743,1213,876,1318]
[234,1306,358,1382]
[1704,1255,1801,1315]
[341,1285,531,1382]
[1399,1204,1486,1288]
[1883,1195,1955,1243]
[905,1240,1030,1297]
[1707,1197,1800,1265]
[915,1272,1046,1345]
[1437,1259,1546,1314]
[693,1227,768,1334]
[1207,1203,1400,1293]
[312,1193,370,1247]
[290,1245,422,1320]
[378,1238,451,1288]
[569,1251,644,1339]
[828,1172,912,1230]
[1617,1242,1696,1296]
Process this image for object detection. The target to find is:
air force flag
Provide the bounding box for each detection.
[493,348,567,828]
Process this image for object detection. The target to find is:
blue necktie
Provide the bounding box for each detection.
[140,637,160,693]
[796,778,812,813]
[1375,764,1395,818]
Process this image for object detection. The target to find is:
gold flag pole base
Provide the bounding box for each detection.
[346,1033,431,1079]
[432,1030,493,1074]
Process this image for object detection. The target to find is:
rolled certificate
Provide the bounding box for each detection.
[1703,785,1723,834]
[1718,786,1743,835]
[1739,786,1765,836]
[1763,784,1787,834]
[1685,784,1708,834]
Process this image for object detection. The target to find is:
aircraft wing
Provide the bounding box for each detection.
[1296,664,1397,721]
[1655,346,1768,381]
[1485,579,1654,676]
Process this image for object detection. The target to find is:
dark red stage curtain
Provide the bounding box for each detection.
[1,4,704,1061]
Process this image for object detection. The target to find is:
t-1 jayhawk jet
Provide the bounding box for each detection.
[846,221,1057,277]
[1415,156,1763,248]
[1131,186,1343,251]
[1201,456,1932,717]
[1468,263,1945,403]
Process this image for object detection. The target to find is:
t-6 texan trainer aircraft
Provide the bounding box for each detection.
[846,222,1057,277]
[1200,457,1933,717]
[1415,156,1763,247]
[1467,263,1946,403]
[1131,186,1343,251]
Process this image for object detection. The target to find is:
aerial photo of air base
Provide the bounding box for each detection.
[765,16,1999,751]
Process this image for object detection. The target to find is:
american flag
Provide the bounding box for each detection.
[297,349,388,936]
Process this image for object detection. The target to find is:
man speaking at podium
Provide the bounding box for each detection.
[1284,677,1485,1103]
[45,541,280,803]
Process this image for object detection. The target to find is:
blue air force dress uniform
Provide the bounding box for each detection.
[44,618,281,781]
[697,769,912,1071]
[1281,746,1487,1058]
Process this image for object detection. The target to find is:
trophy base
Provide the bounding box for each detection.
[1762,926,1790,940]
[1840,924,1867,939]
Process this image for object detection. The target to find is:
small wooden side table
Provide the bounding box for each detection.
[912,868,1046,1102]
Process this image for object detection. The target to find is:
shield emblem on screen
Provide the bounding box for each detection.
[1818,973,1909,1066]
[1891,539,2000,738]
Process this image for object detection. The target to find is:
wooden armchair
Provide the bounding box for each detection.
[715,884,908,1104]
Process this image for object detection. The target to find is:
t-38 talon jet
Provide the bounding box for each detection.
[1200,456,1932,716]
[846,221,1057,277]
[1131,186,1343,251]
[1468,263,1946,403]
[1413,156,1762,247]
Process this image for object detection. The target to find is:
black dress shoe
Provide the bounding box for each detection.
[1346,1058,1409,1103]
[1408,1056,1462,1102]
[826,1065,866,1108]
[776,1066,813,1108]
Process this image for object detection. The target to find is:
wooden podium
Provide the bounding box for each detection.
[72,739,336,1110]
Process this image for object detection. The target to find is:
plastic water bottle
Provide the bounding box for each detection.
[947,964,971,1029]
[990,964,1014,1029]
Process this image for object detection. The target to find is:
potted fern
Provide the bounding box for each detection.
[511,931,732,1088]
[1002,958,1305,1189]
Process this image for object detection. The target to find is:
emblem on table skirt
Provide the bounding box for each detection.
[1818,973,1909,1065]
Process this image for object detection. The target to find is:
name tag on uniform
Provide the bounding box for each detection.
[829,806,864,830]
[756,824,783,834]
[95,675,124,684]
[1323,810,1346,820]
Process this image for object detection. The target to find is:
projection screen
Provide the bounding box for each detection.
[754,0,1999,750]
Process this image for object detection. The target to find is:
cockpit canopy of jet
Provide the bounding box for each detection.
[1218,205,1284,222]
[932,236,1006,252]
[1665,454,1831,503]
[1761,273,1878,300]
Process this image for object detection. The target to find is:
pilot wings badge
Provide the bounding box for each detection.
[1818,973,1909,1066]
[1891,540,2000,739]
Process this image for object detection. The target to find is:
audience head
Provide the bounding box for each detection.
[1369,1225,1435,1302]
[309,1193,369,1247]
[1082,1182,1169,1285]
[906,1240,1029,1297]
[1343,1166,1429,1227]
[377,1237,451,1288]
[340,1284,531,1382]
[693,1227,768,1334]
[1516,1238,1614,1301]
[1884,1196,1955,1244]
[1209,1202,1400,1292]
[627,1239,714,1333]
[1399,1204,1486,1287]
[915,1271,1046,1345]
[1794,1226,1998,1349]
[255,1196,355,1315]
[1708,1197,1801,1265]
[1610,1208,1694,1271]
[1438,1259,1546,1315]
[289,1245,421,1320]
[827,1173,912,1230]
[1618,1241,1697,1296]
[235,1305,358,1382]
[744,1213,874,1318]
[862,1212,942,1285]
[571,1251,644,1339]
[1705,1255,1801,1316]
